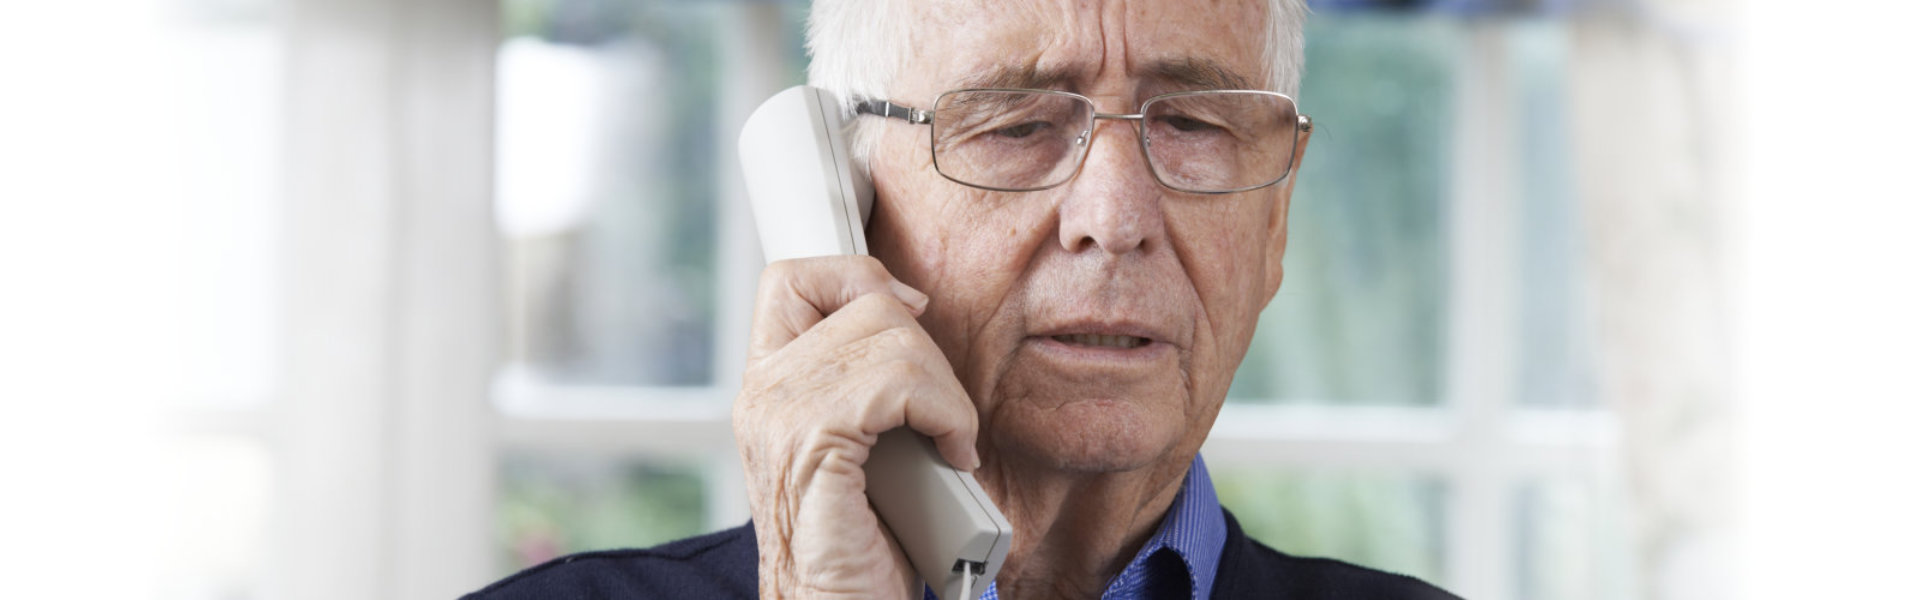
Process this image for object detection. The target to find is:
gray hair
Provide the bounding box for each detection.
[806,0,1309,164]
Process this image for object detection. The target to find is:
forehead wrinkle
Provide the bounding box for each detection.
[1096,0,1128,94]
[925,0,1105,95]
[917,0,1268,97]
[1121,0,1269,90]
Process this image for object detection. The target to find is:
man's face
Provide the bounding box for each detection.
[865,0,1307,474]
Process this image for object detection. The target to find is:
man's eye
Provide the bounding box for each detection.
[992,121,1050,139]
[1163,115,1222,133]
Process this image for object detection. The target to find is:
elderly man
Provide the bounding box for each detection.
[469,0,1457,598]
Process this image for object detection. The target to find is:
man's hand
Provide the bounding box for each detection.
[735,255,981,599]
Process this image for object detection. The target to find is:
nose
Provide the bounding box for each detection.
[1055,117,1164,256]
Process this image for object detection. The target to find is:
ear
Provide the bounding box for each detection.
[1261,118,1312,304]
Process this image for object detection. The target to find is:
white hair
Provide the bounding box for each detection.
[806,0,1309,164]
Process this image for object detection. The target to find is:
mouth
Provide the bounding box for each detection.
[1049,333,1152,349]
[1025,326,1172,373]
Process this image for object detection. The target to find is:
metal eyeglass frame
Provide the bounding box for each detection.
[855,88,1313,195]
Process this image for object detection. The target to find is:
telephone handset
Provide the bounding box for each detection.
[738,86,1013,600]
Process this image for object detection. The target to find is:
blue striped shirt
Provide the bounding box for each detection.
[926,455,1227,600]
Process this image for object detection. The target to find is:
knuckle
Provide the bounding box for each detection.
[833,294,904,328]
[872,322,916,345]
[850,254,890,279]
[852,324,925,363]
[758,258,799,287]
[852,292,914,321]
[879,354,926,381]
[832,255,895,295]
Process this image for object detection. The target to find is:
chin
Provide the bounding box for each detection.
[989,397,1185,474]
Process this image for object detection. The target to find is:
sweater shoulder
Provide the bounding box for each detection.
[461,524,757,600]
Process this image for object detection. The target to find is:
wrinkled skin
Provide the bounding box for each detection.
[734,1,1312,598]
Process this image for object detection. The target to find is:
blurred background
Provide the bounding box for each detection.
[1,0,1915,599]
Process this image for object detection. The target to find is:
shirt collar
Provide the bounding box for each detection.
[1097,454,1227,600]
[956,454,1227,600]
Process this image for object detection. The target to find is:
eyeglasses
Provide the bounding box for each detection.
[857,88,1310,195]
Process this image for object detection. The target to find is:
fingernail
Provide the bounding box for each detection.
[889,280,929,313]
[966,448,982,472]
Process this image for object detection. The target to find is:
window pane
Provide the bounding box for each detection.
[1212,467,1447,585]
[1229,15,1455,406]
[496,452,710,574]
[1509,22,1595,408]
[1515,477,1634,600]
[495,0,807,387]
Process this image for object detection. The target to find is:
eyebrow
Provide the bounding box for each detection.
[951,63,1078,91]
[949,57,1257,94]
[1142,57,1257,91]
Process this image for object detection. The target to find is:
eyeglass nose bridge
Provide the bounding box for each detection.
[1067,111,1154,179]
[1078,110,1146,138]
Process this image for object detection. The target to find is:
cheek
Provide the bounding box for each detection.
[869,166,1042,375]
[871,169,1009,296]
[1178,204,1272,356]
[929,200,1050,372]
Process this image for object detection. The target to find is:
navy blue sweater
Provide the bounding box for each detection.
[464,510,1459,599]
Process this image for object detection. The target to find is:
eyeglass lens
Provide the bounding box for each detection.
[929,90,1299,193]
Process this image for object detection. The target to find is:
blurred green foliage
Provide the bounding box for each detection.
[497,454,708,573]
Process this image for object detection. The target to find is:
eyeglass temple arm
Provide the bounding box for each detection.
[855,100,932,125]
